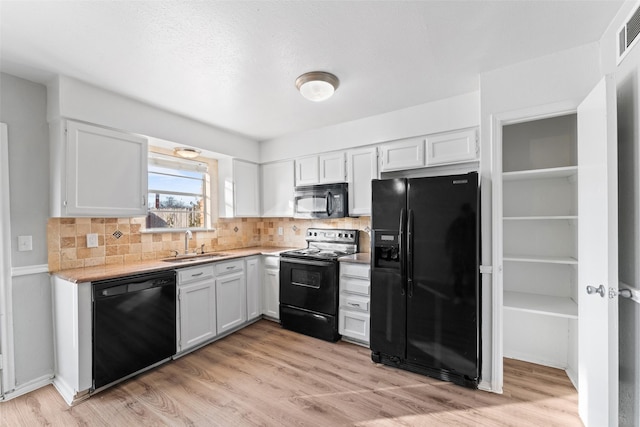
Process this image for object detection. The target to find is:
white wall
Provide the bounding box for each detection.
[479,42,603,391]
[48,75,261,163]
[0,72,54,393]
[601,2,640,425]
[259,91,479,162]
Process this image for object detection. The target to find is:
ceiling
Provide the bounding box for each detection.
[0,1,625,142]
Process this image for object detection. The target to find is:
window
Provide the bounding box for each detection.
[147,152,208,229]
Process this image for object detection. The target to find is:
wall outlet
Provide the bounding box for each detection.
[87,233,99,248]
[278,227,283,236]
[17,235,32,251]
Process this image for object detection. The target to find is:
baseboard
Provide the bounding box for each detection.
[2,374,53,402]
[565,366,578,390]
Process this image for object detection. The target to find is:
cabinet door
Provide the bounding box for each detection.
[379,137,425,172]
[319,152,346,183]
[233,160,260,217]
[338,309,370,344]
[262,268,280,320]
[178,280,217,352]
[295,156,319,186]
[261,161,294,217]
[577,75,618,427]
[245,257,262,320]
[347,147,377,216]
[216,271,247,334]
[65,120,148,216]
[426,129,478,166]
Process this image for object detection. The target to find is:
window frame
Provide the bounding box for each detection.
[145,151,212,232]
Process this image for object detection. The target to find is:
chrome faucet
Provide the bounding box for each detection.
[184,230,192,255]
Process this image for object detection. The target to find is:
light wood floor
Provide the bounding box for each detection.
[1,320,581,426]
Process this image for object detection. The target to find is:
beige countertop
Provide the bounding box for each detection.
[53,246,298,283]
[338,253,370,264]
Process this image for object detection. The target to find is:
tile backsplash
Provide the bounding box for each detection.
[47,216,371,271]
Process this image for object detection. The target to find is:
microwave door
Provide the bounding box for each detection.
[297,194,327,217]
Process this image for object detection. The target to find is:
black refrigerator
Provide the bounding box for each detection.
[370,172,480,388]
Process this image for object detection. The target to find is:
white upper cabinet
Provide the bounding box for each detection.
[379,129,479,172]
[219,158,260,218]
[295,155,320,186]
[426,128,478,166]
[346,147,378,216]
[51,120,148,217]
[261,160,294,217]
[379,136,425,172]
[319,152,346,183]
[233,160,260,217]
[295,152,346,186]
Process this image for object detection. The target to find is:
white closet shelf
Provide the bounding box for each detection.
[504,290,578,319]
[503,254,578,264]
[503,166,577,181]
[503,215,578,221]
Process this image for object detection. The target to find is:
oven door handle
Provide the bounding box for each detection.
[280,257,336,268]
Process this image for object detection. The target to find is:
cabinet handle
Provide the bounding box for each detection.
[226,266,235,270]
[142,195,146,206]
[348,302,361,308]
[191,272,204,277]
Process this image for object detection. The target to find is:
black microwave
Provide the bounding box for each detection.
[293,183,349,219]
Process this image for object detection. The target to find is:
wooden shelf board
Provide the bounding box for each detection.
[503,255,578,265]
[503,166,577,181]
[504,290,578,319]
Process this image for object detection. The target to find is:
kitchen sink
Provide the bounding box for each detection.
[162,253,230,263]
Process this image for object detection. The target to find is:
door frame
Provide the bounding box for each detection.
[0,122,15,397]
[490,101,578,393]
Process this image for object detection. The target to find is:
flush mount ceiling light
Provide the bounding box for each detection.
[174,147,201,159]
[295,71,340,102]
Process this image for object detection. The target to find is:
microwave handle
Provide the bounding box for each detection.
[326,191,333,216]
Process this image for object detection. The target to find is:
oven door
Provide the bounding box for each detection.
[279,257,338,315]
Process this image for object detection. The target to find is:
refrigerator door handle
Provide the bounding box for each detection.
[399,208,406,296]
[407,209,414,298]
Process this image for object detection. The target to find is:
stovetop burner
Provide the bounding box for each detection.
[280,228,359,261]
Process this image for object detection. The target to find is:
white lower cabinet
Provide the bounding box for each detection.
[262,255,280,320]
[338,261,371,346]
[215,259,247,334]
[245,256,262,321]
[177,265,216,354]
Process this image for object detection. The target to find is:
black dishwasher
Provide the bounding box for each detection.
[92,270,176,390]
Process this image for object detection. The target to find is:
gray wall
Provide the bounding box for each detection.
[0,72,54,387]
